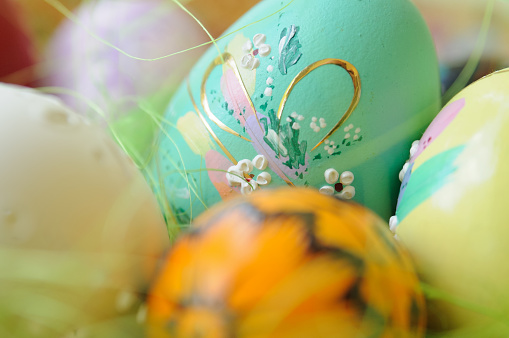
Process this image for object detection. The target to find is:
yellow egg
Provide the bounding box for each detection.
[0,83,169,336]
[394,69,509,334]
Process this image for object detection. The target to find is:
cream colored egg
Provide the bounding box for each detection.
[0,83,169,336]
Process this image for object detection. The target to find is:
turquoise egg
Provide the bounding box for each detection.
[149,0,441,224]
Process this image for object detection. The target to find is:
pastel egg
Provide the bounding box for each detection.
[43,0,207,162]
[0,83,169,336]
[44,0,207,117]
[149,0,441,225]
[394,69,509,333]
[147,188,426,337]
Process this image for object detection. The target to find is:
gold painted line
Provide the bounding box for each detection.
[223,53,265,134]
[187,79,238,165]
[283,175,295,186]
[201,54,252,142]
[275,58,361,151]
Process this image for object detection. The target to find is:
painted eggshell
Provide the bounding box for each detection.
[394,68,509,333]
[149,0,441,225]
[0,83,169,336]
[0,0,37,86]
[147,188,426,337]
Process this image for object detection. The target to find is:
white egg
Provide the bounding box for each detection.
[0,83,169,336]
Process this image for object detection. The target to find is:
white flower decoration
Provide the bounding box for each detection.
[319,169,356,199]
[241,33,271,70]
[226,156,272,195]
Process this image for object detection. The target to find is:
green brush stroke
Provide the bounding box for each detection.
[396,145,465,221]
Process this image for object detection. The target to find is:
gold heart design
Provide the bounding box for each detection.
[276,58,361,151]
[188,55,361,168]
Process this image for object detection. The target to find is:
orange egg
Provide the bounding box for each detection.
[147,188,425,337]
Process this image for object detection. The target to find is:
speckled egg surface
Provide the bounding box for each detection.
[149,0,441,224]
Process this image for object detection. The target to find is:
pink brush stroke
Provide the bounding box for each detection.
[246,114,308,179]
[220,68,254,125]
[205,150,239,200]
[220,67,309,181]
[410,98,465,163]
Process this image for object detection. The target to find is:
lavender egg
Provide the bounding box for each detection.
[44,0,206,122]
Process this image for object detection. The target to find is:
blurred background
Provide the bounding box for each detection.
[0,0,508,337]
[3,0,509,91]
[414,0,509,98]
[2,0,506,163]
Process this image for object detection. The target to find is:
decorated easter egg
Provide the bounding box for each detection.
[0,83,169,337]
[393,69,509,334]
[0,0,37,86]
[43,0,207,162]
[149,0,441,225]
[147,188,426,337]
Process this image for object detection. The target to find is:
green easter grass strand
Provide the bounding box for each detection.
[160,149,210,213]
[153,154,180,235]
[421,282,509,337]
[136,109,255,222]
[170,0,224,63]
[126,102,206,228]
[43,0,205,61]
[151,112,220,222]
[199,155,205,205]
[133,108,188,234]
[150,121,199,224]
[442,0,495,104]
[43,0,296,62]
[219,0,296,40]
[0,248,150,336]
[146,113,256,198]
[422,282,507,322]
[112,93,183,171]
[37,86,107,120]
[37,87,133,159]
[123,99,173,170]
